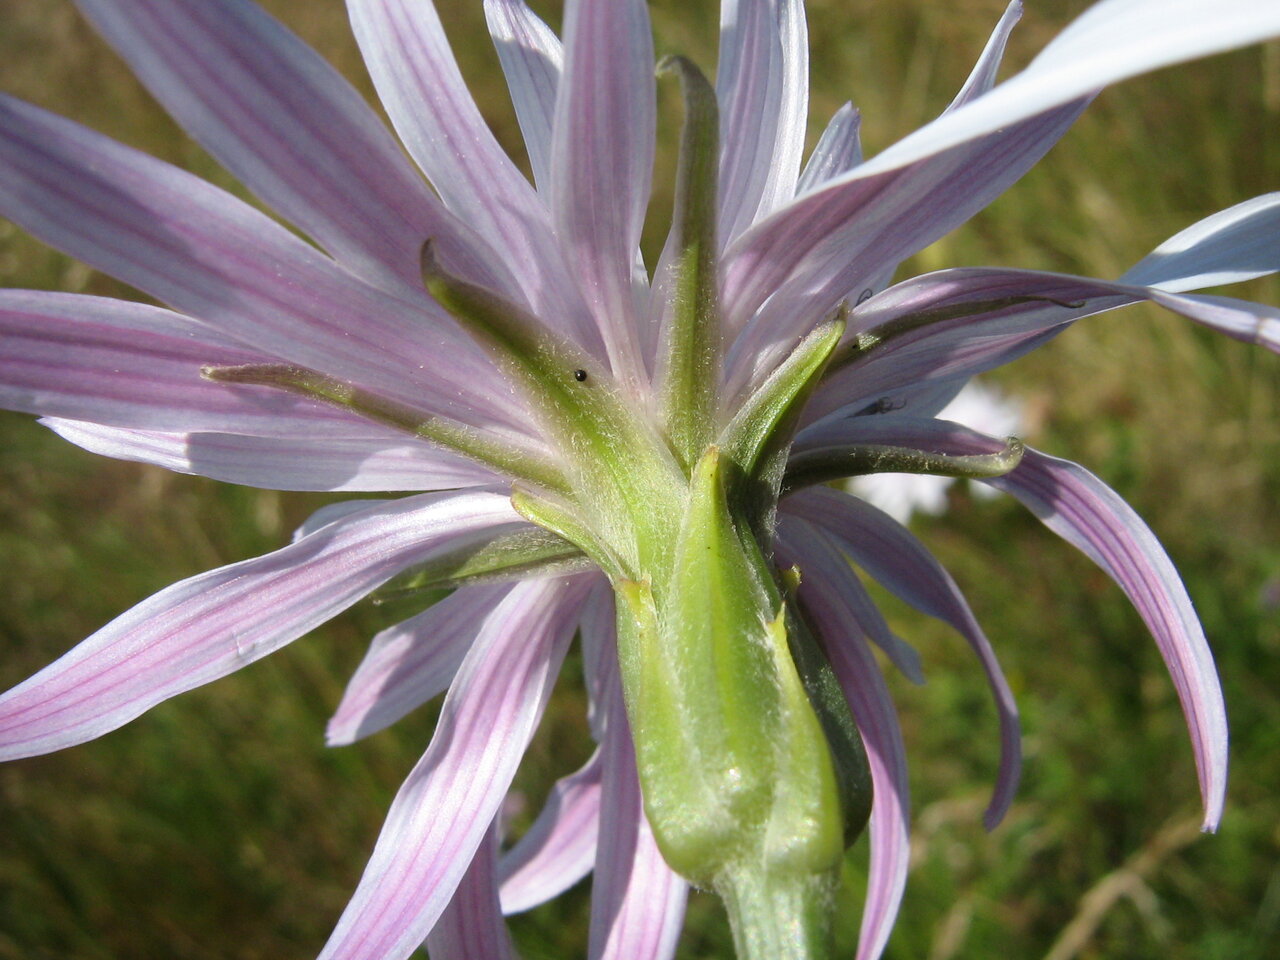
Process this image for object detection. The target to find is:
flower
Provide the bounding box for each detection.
[1,0,1279,958]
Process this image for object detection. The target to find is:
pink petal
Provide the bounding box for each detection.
[723,98,1089,397]
[424,823,518,960]
[0,94,519,431]
[484,0,563,192]
[946,1,1022,110]
[725,0,1280,395]
[0,490,523,761]
[317,574,592,960]
[809,263,1280,423]
[499,749,603,914]
[783,487,1020,828]
[327,583,512,745]
[777,523,910,960]
[0,290,384,438]
[588,672,688,960]
[73,0,503,297]
[795,102,862,194]
[986,447,1229,831]
[717,0,809,244]
[43,419,496,492]
[347,0,600,355]
[550,0,655,382]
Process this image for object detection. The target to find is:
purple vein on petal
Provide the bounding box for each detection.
[327,583,512,745]
[347,0,601,356]
[424,822,519,960]
[550,0,656,385]
[716,0,809,246]
[73,0,509,298]
[777,521,911,960]
[499,748,604,914]
[0,94,527,434]
[986,448,1229,831]
[316,574,592,960]
[42,419,497,493]
[782,486,1021,828]
[0,490,524,761]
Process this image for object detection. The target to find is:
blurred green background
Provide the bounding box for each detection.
[1,1,1277,958]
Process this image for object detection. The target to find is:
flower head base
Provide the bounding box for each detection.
[1,1,1279,958]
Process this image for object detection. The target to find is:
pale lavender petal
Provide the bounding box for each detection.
[550,0,655,381]
[43,420,496,492]
[347,0,599,353]
[317,575,592,960]
[73,0,504,296]
[946,1,1022,110]
[293,500,390,542]
[499,749,603,914]
[1151,292,1280,350]
[722,98,1089,397]
[717,0,809,244]
[578,577,618,742]
[589,675,688,960]
[0,490,522,761]
[808,266,1280,422]
[344,0,536,239]
[0,94,519,430]
[782,487,1020,828]
[795,102,862,194]
[485,0,563,191]
[326,584,511,745]
[776,512,923,682]
[792,417,1230,830]
[1120,193,1280,292]
[984,447,1229,831]
[777,523,910,960]
[857,0,1280,177]
[424,823,518,960]
[0,290,385,438]
[725,0,1280,390]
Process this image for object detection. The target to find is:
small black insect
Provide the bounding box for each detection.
[855,287,875,305]
[856,395,906,416]
[573,369,588,382]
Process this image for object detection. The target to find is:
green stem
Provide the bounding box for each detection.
[717,861,838,960]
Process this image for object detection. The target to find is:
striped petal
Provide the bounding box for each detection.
[73,0,503,297]
[588,672,689,960]
[347,0,598,353]
[777,521,911,960]
[723,98,1088,395]
[326,584,512,745]
[499,749,603,914]
[484,0,563,192]
[317,575,592,960]
[0,291,384,438]
[0,490,522,761]
[985,447,1229,830]
[795,103,862,194]
[424,823,519,960]
[550,0,655,382]
[725,0,1280,393]
[783,487,1020,828]
[717,0,809,244]
[43,420,496,492]
[0,94,518,431]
